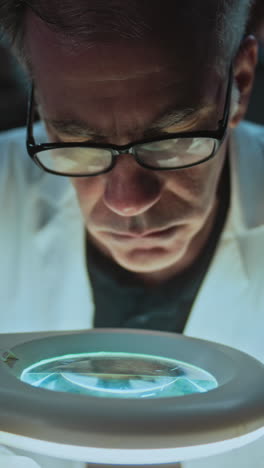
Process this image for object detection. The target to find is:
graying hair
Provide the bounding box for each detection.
[0,0,254,75]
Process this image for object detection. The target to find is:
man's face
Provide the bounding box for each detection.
[26,12,230,282]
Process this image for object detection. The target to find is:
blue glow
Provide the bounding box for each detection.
[20,352,218,398]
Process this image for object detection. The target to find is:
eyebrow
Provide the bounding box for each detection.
[45,106,203,140]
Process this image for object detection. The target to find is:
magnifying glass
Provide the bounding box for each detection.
[0,328,263,465]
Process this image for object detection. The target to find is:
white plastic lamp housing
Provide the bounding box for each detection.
[0,328,263,465]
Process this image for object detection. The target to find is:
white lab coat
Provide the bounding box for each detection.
[0,121,263,467]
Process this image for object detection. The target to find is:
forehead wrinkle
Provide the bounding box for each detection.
[82,65,168,82]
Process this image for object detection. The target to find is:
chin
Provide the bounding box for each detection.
[113,246,186,274]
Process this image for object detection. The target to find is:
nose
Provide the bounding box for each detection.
[103,154,162,216]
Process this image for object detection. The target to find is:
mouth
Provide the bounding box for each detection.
[101,226,179,241]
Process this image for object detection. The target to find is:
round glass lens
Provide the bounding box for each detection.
[137,138,216,168]
[21,352,218,399]
[36,147,112,175]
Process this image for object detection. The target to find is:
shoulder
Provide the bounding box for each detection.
[0,122,73,208]
[230,121,264,229]
[0,124,27,142]
[236,120,264,135]
[231,120,264,169]
[0,121,45,155]
[0,125,26,158]
[0,122,47,184]
[0,122,76,243]
[233,120,264,154]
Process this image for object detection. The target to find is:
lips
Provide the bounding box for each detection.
[102,225,178,240]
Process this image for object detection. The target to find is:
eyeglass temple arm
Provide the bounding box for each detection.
[26,84,35,144]
[217,65,234,129]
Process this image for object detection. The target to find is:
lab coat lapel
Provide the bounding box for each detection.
[32,174,95,331]
[185,123,264,356]
[184,230,250,345]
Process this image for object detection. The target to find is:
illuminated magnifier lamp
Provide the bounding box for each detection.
[0,329,263,465]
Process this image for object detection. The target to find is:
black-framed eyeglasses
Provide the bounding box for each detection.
[26,66,233,177]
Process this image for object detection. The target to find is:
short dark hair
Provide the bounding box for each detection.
[0,0,254,74]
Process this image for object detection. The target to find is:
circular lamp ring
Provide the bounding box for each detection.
[0,328,263,464]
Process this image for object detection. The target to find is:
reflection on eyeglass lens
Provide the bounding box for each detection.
[37,147,112,174]
[137,138,215,168]
[35,137,216,174]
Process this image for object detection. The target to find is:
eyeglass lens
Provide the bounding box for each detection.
[35,137,217,175]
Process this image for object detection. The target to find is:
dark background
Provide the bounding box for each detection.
[0,37,28,131]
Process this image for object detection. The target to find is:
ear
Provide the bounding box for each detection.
[229,35,258,128]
